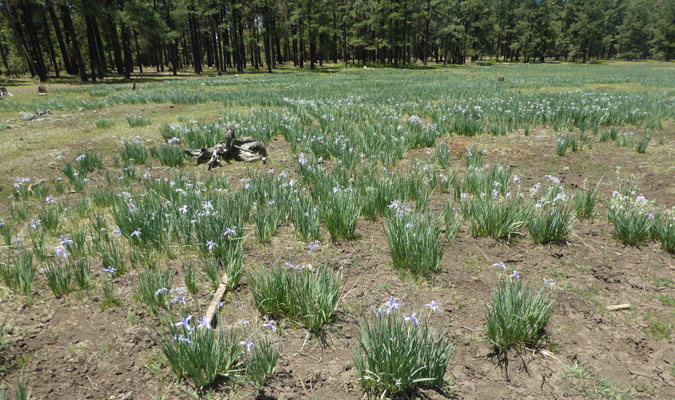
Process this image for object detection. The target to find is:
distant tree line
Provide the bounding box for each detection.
[1,0,674,82]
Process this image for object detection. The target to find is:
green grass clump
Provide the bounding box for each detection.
[132,266,173,312]
[654,215,675,253]
[244,334,279,391]
[95,119,115,129]
[43,261,74,298]
[290,204,321,242]
[321,189,360,240]
[635,136,650,153]
[485,277,554,354]
[154,314,243,390]
[73,259,91,289]
[466,195,531,241]
[126,115,151,127]
[573,186,600,219]
[608,207,653,245]
[119,140,148,165]
[585,375,635,400]
[562,361,589,379]
[599,127,619,142]
[529,204,576,244]
[99,241,126,276]
[463,144,485,168]
[0,220,14,246]
[253,203,281,243]
[75,152,103,174]
[0,250,34,297]
[353,311,452,397]
[385,208,444,280]
[434,141,452,169]
[458,163,513,196]
[91,188,116,208]
[616,132,635,148]
[37,205,60,232]
[555,135,570,156]
[0,315,9,353]
[249,264,342,332]
[183,262,198,294]
[443,203,462,240]
[150,144,187,167]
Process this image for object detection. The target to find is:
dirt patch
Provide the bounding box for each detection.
[1,123,675,399]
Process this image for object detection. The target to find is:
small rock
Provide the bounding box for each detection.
[19,112,36,121]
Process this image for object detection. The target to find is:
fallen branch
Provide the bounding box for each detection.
[203,271,230,329]
[606,304,631,311]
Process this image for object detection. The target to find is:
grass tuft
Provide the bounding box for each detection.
[485,277,553,354]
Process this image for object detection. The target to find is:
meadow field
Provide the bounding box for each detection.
[0,62,674,399]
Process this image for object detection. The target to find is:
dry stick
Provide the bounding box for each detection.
[606,304,631,311]
[572,235,600,255]
[477,247,490,262]
[203,271,230,329]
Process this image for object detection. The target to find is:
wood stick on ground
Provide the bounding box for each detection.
[606,304,631,311]
[203,272,230,329]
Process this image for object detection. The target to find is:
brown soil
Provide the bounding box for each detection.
[1,125,675,400]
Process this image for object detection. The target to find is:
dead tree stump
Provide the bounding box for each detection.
[184,127,267,170]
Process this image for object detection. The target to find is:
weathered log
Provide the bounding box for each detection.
[184,127,267,169]
[203,271,230,329]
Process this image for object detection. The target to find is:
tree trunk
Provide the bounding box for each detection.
[46,1,73,74]
[121,22,133,79]
[342,11,347,67]
[40,7,60,78]
[107,19,125,75]
[60,4,87,81]
[273,19,282,65]
[292,26,298,66]
[189,12,201,73]
[223,27,231,69]
[93,16,107,75]
[85,15,98,81]
[307,0,315,70]
[299,19,305,68]
[0,37,12,76]
[134,30,143,74]
[238,20,246,69]
[18,1,48,81]
[264,22,272,72]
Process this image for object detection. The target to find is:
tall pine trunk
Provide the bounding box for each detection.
[108,19,125,75]
[93,17,107,75]
[121,22,133,79]
[85,15,98,81]
[60,4,87,81]
[189,12,202,73]
[47,1,73,74]
[0,37,12,76]
[134,30,143,73]
[41,7,60,78]
[19,1,48,81]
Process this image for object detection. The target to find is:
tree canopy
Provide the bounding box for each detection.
[1,0,673,82]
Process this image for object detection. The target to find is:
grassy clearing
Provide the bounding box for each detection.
[0,63,674,397]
